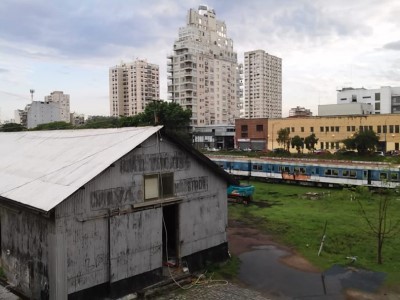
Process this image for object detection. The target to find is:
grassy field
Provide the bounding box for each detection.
[228,181,400,287]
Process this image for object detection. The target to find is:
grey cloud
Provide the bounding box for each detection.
[0,0,183,60]
[0,68,8,73]
[383,41,400,51]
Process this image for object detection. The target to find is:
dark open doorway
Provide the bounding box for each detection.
[162,204,179,264]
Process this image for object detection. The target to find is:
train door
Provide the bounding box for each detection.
[367,170,372,185]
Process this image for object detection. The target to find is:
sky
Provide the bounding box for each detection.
[1,0,399,121]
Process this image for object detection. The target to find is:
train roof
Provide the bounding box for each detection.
[208,155,400,170]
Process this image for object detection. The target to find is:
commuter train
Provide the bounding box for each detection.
[208,155,400,188]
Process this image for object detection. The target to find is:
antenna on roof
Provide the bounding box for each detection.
[30,89,35,102]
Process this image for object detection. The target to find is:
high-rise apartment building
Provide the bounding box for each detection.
[167,5,239,126]
[44,91,70,122]
[109,59,159,117]
[244,50,282,118]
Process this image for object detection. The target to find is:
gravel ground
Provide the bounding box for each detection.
[153,282,270,300]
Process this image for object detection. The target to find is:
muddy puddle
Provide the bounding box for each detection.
[238,245,386,300]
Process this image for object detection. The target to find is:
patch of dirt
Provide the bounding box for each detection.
[228,220,320,273]
[250,200,281,208]
[344,289,400,300]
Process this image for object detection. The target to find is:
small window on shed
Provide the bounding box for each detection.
[144,174,159,200]
[144,173,174,200]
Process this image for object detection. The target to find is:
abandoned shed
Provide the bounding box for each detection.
[0,126,237,299]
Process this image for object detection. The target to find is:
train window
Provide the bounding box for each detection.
[278,166,282,172]
[332,169,338,176]
[294,167,299,173]
[300,167,306,174]
[343,170,349,177]
[325,169,332,176]
[380,172,387,180]
[391,173,399,181]
[252,164,263,171]
[284,166,290,172]
[350,170,357,177]
[218,163,224,168]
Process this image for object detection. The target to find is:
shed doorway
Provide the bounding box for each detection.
[162,204,179,265]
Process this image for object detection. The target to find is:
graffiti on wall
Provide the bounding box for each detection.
[90,186,139,210]
[120,151,190,173]
[174,176,209,195]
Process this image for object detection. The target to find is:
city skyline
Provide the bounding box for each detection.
[1,0,399,121]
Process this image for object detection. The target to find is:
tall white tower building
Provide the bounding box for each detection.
[109,59,160,117]
[244,50,282,118]
[167,5,239,126]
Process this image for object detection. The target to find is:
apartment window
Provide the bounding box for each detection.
[383,125,387,133]
[256,124,263,131]
[241,132,248,138]
[390,125,394,133]
[377,125,381,133]
[301,127,304,132]
[331,126,334,132]
[375,93,381,101]
[375,102,380,111]
[347,126,351,132]
[310,127,314,133]
[325,126,329,132]
[241,125,248,131]
[144,173,174,200]
[396,143,399,151]
[335,126,339,132]
[396,125,399,133]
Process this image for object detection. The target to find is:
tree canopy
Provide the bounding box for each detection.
[276,128,291,151]
[291,135,304,153]
[32,121,74,131]
[0,123,25,132]
[342,130,379,155]
[304,133,319,151]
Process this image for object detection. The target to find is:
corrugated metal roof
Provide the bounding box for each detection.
[0,126,163,212]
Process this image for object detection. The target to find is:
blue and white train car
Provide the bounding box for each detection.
[209,155,400,188]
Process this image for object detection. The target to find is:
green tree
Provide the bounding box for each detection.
[304,133,319,151]
[342,130,379,155]
[32,121,74,130]
[291,135,304,153]
[83,116,120,128]
[276,128,291,151]
[0,123,25,132]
